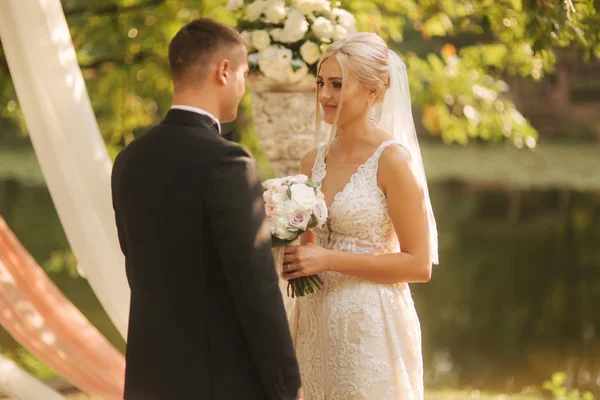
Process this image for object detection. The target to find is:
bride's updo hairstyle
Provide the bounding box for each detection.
[315,32,391,145]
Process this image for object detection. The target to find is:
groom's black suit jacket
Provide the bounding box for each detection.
[111,109,301,400]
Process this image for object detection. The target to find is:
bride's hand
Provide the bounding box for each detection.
[282,242,330,280]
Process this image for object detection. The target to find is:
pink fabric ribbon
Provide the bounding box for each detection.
[0,216,125,399]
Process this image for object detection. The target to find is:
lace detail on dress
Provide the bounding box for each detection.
[313,140,401,255]
[291,140,424,400]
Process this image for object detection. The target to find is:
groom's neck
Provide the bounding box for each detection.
[172,87,222,121]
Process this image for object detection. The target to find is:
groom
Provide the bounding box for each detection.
[111,19,301,399]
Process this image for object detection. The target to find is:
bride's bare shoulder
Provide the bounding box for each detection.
[300,147,319,175]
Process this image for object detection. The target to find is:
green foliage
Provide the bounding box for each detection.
[543,372,596,400]
[406,51,538,146]
[341,0,598,145]
[0,0,598,148]
[347,0,599,59]
[45,249,81,278]
[0,0,233,153]
[0,346,57,379]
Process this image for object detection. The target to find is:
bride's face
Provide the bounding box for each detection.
[317,57,370,126]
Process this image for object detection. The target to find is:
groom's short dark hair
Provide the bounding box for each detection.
[168,18,246,83]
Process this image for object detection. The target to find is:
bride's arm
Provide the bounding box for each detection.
[283,145,432,284]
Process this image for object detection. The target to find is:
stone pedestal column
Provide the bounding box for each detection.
[248,74,322,177]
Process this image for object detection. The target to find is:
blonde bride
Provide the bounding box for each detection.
[281,33,438,400]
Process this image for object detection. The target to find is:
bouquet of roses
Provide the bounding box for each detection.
[263,174,328,297]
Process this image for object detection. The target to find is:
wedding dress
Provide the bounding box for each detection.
[289,139,424,400]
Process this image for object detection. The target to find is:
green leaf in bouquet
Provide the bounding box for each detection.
[287,187,292,199]
[308,214,319,229]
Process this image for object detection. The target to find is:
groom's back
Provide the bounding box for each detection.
[112,115,270,400]
[112,17,300,400]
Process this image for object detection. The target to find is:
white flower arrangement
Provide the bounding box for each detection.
[228,0,357,83]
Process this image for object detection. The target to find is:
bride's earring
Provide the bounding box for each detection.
[367,99,376,130]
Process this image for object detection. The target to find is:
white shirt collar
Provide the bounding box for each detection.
[170,105,221,134]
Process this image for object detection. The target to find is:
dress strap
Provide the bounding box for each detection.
[362,139,404,175]
[311,144,328,185]
[373,139,403,161]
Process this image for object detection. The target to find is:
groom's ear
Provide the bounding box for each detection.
[216,58,230,85]
[214,46,245,86]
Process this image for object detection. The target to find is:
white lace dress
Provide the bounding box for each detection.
[289,140,424,400]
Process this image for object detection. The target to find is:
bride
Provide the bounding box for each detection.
[281,32,439,399]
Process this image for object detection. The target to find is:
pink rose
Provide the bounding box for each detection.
[265,203,279,217]
[262,178,282,190]
[289,211,311,231]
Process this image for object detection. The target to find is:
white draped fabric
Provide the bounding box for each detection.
[0,355,66,400]
[0,0,130,338]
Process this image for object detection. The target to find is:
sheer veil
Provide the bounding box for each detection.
[379,50,439,265]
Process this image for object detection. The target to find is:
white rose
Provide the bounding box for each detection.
[294,0,313,15]
[271,187,289,205]
[289,211,311,231]
[263,190,273,203]
[290,183,317,211]
[272,220,296,240]
[264,1,287,24]
[311,17,334,40]
[289,59,309,83]
[332,8,356,30]
[246,0,266,21]
[258,45,294,81]
[299,40,321,65]
[226,0,244,11]
[273,214,296,235]
[312,0,331,13]
[270,28,283,42]
[332,25,348,41]
[252,30,271,51]
[295,0,331,15]
[248,52,260,66]
[241,30,254,51]
[292,174,309,184]
[279,9,309,43]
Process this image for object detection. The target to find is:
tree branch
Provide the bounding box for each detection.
[63,0,164,18]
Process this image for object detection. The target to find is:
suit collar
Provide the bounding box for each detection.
[162,109,220,135]
[170,105,221,133]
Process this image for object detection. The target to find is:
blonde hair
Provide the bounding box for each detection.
[315,32,391,148]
